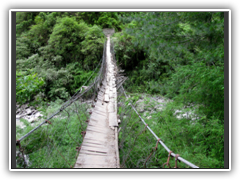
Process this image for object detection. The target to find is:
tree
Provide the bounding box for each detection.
[48,17,89,66]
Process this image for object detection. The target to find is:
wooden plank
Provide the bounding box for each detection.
[84,130,114,140]
[91,112,106,119]
[88,116,107,122]
[83,137,108,146]
[87,126,112,135]
[88,119,107,127]
[108,102,114,113]
[109,112,118,127]
[93,109,107,116]
[80,147,108,154]
[95,101,107,108]
[104,93,109,102]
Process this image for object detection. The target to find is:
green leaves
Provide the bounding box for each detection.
[16,12,39,35]
[81,25,105,68]
[48,17,89,63]
[16,71,45,104]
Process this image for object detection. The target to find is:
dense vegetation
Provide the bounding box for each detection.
[16,11,225,168]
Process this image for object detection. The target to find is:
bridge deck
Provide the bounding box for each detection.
[74,36,119,168]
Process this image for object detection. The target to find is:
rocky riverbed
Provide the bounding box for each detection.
[120,93,199,122]
[16,103,43,128]
[16,100,95,129]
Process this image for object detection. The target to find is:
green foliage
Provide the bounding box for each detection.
[166,61,224,120]
[16,71,45,104]
[81,25,105,68]
[115,12,224,118]
[97,12,120,29]
[116,12,224,89]
[48,17,89,65]
[28,12,59,47]
[152,101,224,167]
[16,32,32,59]
[68,67,97,93]
[16,12,39,35]
[112,31,143,70]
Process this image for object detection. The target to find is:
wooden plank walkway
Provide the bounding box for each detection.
[74,35,120,168]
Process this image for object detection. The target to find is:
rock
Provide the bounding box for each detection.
[147,116,152,120]
[34,112,43,118]
[16,103,43,125]
[25,108,33,115]
[32,110,38,115]
[20,104,28,111]
[174,109,199,121]
[174,110,182,115]
[157,98,165,103]
[16,109,20,114]
[16,120,26,129]
[16,113,29,120]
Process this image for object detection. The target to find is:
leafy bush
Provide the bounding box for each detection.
[16,32,32,60]
[16,71,45,104]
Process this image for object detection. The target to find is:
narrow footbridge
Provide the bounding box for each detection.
[15,30,199,169]
[74,35,120,168]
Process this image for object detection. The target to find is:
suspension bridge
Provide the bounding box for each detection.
[15,29,199,169]
[74,34,120,168]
